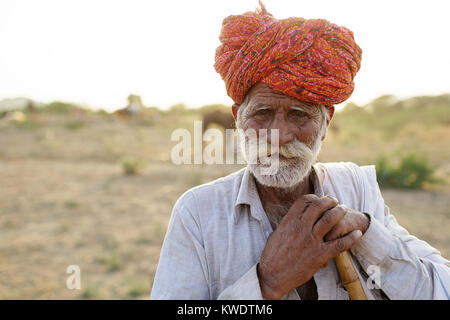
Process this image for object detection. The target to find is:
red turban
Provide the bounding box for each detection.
[214,2,362,106]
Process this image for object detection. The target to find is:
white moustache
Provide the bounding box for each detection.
[245,138,314,164]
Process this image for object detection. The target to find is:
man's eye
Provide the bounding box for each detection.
[254,109,270,116]
[291,110,308,118]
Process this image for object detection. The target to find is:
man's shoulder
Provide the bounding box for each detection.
[173,167,246,216]
[315,161,377,185]
[315,161,374,172]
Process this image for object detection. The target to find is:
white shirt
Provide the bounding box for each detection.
[150,162,450,300]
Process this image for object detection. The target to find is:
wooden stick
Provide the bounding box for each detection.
[334,251,367,300]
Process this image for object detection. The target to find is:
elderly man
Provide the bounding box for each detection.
[151,4,450,300]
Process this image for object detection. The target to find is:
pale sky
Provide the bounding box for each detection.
[1,0,449,111]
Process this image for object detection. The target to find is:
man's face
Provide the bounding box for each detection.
[235,82,329,189]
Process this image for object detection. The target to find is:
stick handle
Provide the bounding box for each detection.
[334,251,367,300]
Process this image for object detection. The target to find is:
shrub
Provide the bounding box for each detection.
[14,120,40,130]
[120,156,142,175]
[127,282,148,298]
[42,101,74,113]
[64,199,80,208]
[81,283,105,299]
[96,246,122,272]
[375,154,436,189]
[64,121,84,130]
[168,103,188,114]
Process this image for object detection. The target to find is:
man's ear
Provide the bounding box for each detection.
[232,104,239,121]
[327,106,335,124]
[321,106,335,141]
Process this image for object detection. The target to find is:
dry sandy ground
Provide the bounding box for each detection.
[0,158,243,299]
[0,112,448,299]
[0,158,448,299]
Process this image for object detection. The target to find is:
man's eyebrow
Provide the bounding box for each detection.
[247,103,313,113]
[290,106,307,112]
[290,106,314,115]
[255,105,271,109]
[248,103,271,111]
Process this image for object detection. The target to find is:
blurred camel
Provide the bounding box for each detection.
[202,109,235,134]
[202,109,238,154]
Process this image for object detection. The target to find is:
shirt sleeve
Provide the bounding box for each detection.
[217,263,264,300]
[151,190,266,300]
[150,191,211,299]
[351,167,450,300]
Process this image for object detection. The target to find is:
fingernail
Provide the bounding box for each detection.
[355,230,363,238]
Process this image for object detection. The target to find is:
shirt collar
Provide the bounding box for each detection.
[311,164,325,197]
[234,166,265,224]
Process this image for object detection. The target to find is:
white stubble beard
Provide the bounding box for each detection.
[239,124,325,190]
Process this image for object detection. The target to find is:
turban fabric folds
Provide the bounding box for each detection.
[214,2,362,106]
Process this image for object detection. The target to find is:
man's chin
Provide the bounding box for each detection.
[249,163,310,190]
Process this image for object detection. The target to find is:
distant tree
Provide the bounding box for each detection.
[127,94,143,107]
[43,101,75,113]
[199,104,230,113]
[367,94,397,112]
[169,103,188,113]
[126,94,143,115]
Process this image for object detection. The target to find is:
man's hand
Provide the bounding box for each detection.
[257,195,363,300]
[324,205,370,241]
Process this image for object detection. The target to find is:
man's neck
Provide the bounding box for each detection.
[255,168,314,217]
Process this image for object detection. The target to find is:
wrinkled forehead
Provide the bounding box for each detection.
[245,82,319,110]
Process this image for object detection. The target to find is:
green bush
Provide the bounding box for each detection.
[95,243,122,272]
[376,154,436,189]
[127,281,148,298]
[42,101,75,113]
[64,121,84,130]
[14,120,40,130]
[168,103,188,114]
[81,283,105,299]
[64,199,80,208]
[120,156,142,175]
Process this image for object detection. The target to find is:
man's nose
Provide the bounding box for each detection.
[267,114,295,146]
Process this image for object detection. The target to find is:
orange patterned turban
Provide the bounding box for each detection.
[214,2,362,106]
